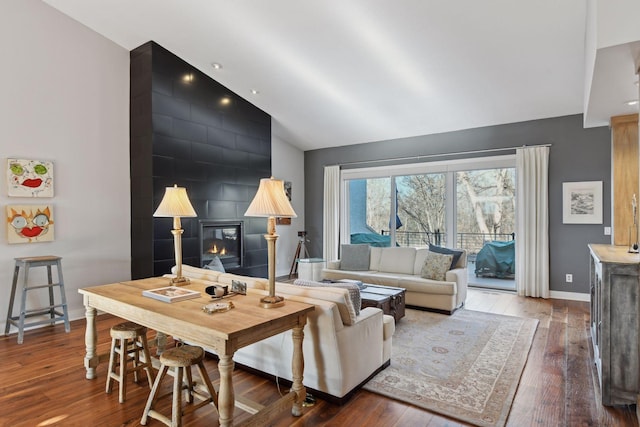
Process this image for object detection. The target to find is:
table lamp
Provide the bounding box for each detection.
[153,185,197,285]
[245,177,297,308]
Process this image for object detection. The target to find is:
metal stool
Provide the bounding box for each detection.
[141,345,218,427]
[106,321,156,403]
[4,255,70,344]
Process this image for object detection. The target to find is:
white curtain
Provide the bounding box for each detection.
[323,165,340,262]
[515,146,550,298]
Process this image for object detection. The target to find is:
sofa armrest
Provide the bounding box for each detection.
[446,267,468,306]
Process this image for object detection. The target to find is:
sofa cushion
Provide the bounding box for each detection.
[378,247,417,274]
[293,279,361,315]
[369,246,383,271]
[429,244,464,269]
[398,275,456,295]
[420,251,453,281]
[340,244,371,271]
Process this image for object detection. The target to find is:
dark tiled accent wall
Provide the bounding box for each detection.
[130,42,271,279]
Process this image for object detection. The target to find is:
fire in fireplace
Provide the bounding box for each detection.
[199,220,243,270]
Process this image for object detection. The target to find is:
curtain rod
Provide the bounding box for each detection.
[333,143,551,168]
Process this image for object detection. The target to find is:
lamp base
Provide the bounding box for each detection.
[259,294,285,308]
[169,276,190,286]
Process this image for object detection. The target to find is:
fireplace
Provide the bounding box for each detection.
[199,220,243,270]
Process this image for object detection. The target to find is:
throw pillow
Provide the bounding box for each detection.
[204,256,225,273]
[293,278,361,315]
[429,244,463,269]
[340,244,370,271]
[421,251,454,281]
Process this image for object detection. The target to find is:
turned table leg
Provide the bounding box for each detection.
[291,319,306,416]
[218,354,235,427]
[83,303,98,379]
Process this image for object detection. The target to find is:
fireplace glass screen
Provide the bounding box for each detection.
[199,221,243,270]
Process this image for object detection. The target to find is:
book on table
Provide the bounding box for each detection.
[142,286,201,303]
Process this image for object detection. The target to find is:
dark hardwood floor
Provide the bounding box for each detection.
[0,289,637,426]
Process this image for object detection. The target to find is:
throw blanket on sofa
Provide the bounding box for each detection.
[293,279,361,315]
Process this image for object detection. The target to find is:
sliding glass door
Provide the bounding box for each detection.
[342,155,516,290]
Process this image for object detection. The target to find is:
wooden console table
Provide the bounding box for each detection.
[588,244,640,417]
[79,277,314,427]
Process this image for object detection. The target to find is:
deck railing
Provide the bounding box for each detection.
[380,230,514,254]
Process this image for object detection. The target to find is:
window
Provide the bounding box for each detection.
[341,155,516,289]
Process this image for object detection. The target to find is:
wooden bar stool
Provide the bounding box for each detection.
[141,345,218,427]
[4,256,70,344]
[106,321,156,403]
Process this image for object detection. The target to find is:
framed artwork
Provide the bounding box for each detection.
[6,204,55,243]
[7,158,54,197]
[562,181,603,224]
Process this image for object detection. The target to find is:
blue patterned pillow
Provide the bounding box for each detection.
[429,244,463,269]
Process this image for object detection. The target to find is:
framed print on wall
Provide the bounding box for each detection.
[7,158,54,197]
[6,204,55,243]
[562,181,603,224]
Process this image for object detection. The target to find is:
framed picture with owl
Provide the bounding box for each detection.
[6,204,55,244]
[7,158,54,197]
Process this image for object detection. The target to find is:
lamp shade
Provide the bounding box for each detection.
[245,177,297,218]
[153,185,197,217]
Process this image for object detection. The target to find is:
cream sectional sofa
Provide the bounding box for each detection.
[173,265,395,403]
[322,246,468,314]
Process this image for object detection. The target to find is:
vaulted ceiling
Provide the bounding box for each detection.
[42,1,640,151]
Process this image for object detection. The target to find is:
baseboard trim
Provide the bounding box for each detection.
[549,290,590,302]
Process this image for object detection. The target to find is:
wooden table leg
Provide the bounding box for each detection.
[218,354,235,427]
[291,317,306,417]
[83,303,98,379]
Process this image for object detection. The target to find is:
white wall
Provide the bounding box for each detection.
[271,135,305,277]
[0,0,130,330]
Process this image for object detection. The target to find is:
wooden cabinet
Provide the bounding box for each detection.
[589,244,640,406]
[610,114,639,246]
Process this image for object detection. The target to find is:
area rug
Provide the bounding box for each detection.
[363,308,538,427]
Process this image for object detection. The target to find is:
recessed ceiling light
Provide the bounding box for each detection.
[625,99,639,106]
[182,73,194,83]
[251,89,259,95]
[211,63,223,70]
[220,96,232,106]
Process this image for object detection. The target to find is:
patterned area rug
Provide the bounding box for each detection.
[363,308,538,427]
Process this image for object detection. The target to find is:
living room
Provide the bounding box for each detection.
[2,1,640,426]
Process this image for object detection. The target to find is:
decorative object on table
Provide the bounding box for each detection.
[142,286,200,303]
[231,279,247,295]
[363,308,538,427]
[7,158,54,197]
[153,185,197,285]
[629,193,639,253]
[245,177,297,308]
[202,301,235,314]
[6,204,54,243]
[203,255,226,272]
[562,181,603,224]
[205,284,228,298]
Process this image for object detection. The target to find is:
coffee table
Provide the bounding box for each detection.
[360,284,405,322]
